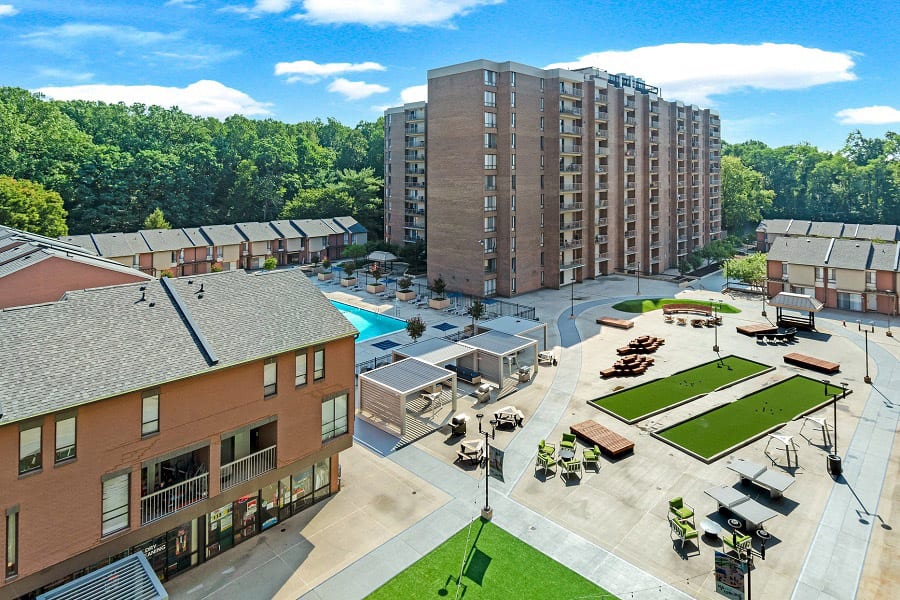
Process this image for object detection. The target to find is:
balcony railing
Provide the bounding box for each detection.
[405,167,425,175]
[560,183,583,192]
[597,200,608,209]
[560,201,584,211]
[595,94,608,102]
[141,472,209,525]
[596,253,609,261]
[560,220,584,231]
[624,198,636,206]
[596,183,608,190]
[560,239,584,250]
[562,163,583,172]
[625,117,637,126]
[560,125,583,135]
[221,445,277,491]
[594,235,608,244]
[596,217,608,226]
[560,260,585,270]
[405,182,425,188]
[625,231,636,239]
[596,111,608,120]
[595,165,607,173]
[560,84,583,97]
[559,106,583,116]
[406,140,425,149]
[404,194,424,201]
[405,153,424,161]
[625,214,636,223]
[596,129,608,138]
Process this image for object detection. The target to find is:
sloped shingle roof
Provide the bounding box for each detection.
[766,237,831,265]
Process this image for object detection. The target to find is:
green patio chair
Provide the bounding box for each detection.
[668,497,694,525]
[668,515,700,554]
[535,452,556,476]
[583,445,600,472]
[722,530,752,560]
[562,458,582,481]
[560,433,576,450]
[538,440,555,457]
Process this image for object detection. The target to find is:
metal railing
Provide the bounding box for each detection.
[560,183,583,192]
[559,84,583,97]
[221,446,277,491]
[596,217,608,226]
[596,111,608,120]
[560,125,583,135]
[560,220,584,230]
[560,201,584,211]
[560,144,583,154]
[559,106,583,116]
[141,472,208,525]
[562,163,583,172]
[560,239,584,250]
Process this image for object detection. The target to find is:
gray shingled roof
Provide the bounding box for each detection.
[89,232,152,258]
[181,227,211,246]
[199,224,245,246]
[332,216,367,234]
[786,220,811,236]
[235,222,281,242]
[827,239,874,270]
[268,220,304,239]
[1,226,97,255]
[757,219,793,235]
[141,228,197,252]
[0,269,357,424]
[766,237,831,265]
[57,234,99,254]
[293,219,336,238]
[769,292,824,312]
[0,242,153,281]
[856,224,900,242]
[808,221,845,238]
[359,358,453,395]
[869,242,899,272]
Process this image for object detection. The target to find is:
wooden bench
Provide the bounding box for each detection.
[736,323,778,336]
[570,420,635,457]
[662,303,712,316]
[597,316,634,329]
[783,352,840,374]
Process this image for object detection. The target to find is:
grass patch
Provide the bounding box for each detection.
[656,376,843,460]
[591,356,770,422]
[611,298,741,314]
[367,518,615,600]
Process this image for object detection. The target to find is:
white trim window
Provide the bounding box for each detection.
[101,472,130,536]
[55,416,76,463]
[295,350,308,386]
[321,394,348,441]
[264,357,277,397]
[141,390,159,436]
[19,425,41,475]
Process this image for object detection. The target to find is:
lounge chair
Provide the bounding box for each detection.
[669,515,700,554]
[535,453,556,476]
[722,530,752,560]
[560,433,576,450]
[669,497,695,525]
[582,445,600,472]
[538,440,555,458]
[562,458,582,481]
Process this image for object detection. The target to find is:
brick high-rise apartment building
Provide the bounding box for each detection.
[384,60,722,297]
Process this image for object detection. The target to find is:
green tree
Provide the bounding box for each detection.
[342,243,368,266]
[0,175,68,236]
[431,276,447,299]
[467,299,485,334]
[143,207,171,229]
[263,257,277,270]
[330,168,384,236]
[342,261,356,279]
[724,253,768,290]
[721,155,774,234]
[280,188,353,220]
[406,316,426,342]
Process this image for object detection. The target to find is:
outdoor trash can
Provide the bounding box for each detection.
[827,454,842,477]
[450,414,468,436]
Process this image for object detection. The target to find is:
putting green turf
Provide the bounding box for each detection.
[367,519,615,600]
[657,376,842,459]
[611,298,741,314]
[591,356,770,422]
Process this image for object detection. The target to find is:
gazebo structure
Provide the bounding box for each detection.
[358,358,457,437]
[459,330,539,390]
[475,315,549,350]
[768,292,825,330]
[37,553,167,600]
[391,337,476,371]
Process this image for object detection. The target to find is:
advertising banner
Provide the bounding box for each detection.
[488,445,504,482]
[714,551,745,600]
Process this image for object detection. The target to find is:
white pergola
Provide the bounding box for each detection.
[476,315,548,350]
[460,330,539,385]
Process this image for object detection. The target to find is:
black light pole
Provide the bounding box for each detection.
[636,261,641,295]
[863,322,874,383]
[823,379,845,476]
[710,298,720,353]
[569,273,575,319]
[475,413,497,520]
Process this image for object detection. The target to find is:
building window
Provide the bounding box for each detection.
[217,246,223,259]
[540,175,545,189]
[141,389,159,436]
[866,270,876,286]
[484,133,497,149]
[540,251,544,266]
[511,237,516,251]
[132,254,140,268]
[314,348,325,380]
[484,279,496,296]
[264,357,277,397]
[484,258,496,274]
[540,193,545,208]
[782,262,789,279]
[511,277,517,292]
[815,267,824,282]
[511,154,516,170]
[5,508,18,579]
[55,415,76,463]
[484,154,497,170]
[511,257,517,273]
[511,195,516,211]
[540,271,545,285]
[101,472,130,537]
[540,116,544,131]
[484,175,497,191]
[484,196,497,211]
[510,113,516,128]
[18,424,41,475]
[510,72,516,87]
[828,269,836,283]
[484,112,497,128]
[483,238,497,253]
[510,175,516,189]
[510,91,516,107]
[206,246,214,260]
[539,97,544,112]
[322,393,348,441]
[539,78,544,90]
[484,217,497,232]
[511,133,516,149]
[511,216,516,231]
[541,213,545,227]
[484,90,496,107]
[540,155,544,169]
[295,350,307,386]
[484,69,497,86]
[540,136,544,150]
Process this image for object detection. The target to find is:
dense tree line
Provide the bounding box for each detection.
[723,131,899,233]
[0,87,384,235]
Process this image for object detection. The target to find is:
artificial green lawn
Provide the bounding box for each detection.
[591,356,770,422]
[367,519,615,600]
[657,376,843,459]
[611,298,741,314]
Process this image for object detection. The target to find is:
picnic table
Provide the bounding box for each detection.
[494,406,524,427]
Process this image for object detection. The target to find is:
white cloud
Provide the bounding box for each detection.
[37,80,273,119]
[274,60,385,83]
[835,105,900,125]
[221,0,294,15]
[326,78,388,101]
[165,0,202,7]
[37,68,94,82]
[21,23,184,50]
[293,0,503,27]
[546,43,857,105]
[400,84,427,104]
[0,4,18,17]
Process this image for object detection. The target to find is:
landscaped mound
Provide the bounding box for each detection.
[367,518,614,599]
[611,298,741,314]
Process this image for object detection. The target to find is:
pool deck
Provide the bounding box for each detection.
[165,272,900,600]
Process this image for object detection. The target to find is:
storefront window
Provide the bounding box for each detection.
[233,494,259,545]
[278,476,292,521]
[206,503,233,559]
[314,458,331,502]
[260,481,279,531]
[292,467,313,513]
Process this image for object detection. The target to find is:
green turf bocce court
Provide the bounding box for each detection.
[590,356,772,423]
[367,519,615,600]
[656,376,845,461]
[611,298,741,314]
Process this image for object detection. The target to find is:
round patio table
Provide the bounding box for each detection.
[558,447,575,462]
[699,518,722,538]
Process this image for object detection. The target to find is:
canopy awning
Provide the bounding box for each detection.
[367,250,398,262]
[768,292,824,312]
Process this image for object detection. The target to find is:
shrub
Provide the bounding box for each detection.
[342,262,356,278]
[263,257,277,271]
[211,263,223,272]
[159,269,173,278]
[398,277,412,291]
[406,316,426,341]
[432,276,447,299]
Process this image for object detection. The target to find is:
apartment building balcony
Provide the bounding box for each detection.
[559,106,583,117]
[649,166,659,173]
[596,147,609,155]
[594,234,608,244]
[624,198,636,206]
[404,193,424,201]
[651,256,661,264]
[405,167,425,175]
[650,225,660,233]
[596,182,608,190]
[624,133,636,142]
[596,217,609,226]
[596,111,608,120]
[691,142,700,148]
[625,230,636,239]
[625,214,637,223]
[624,165,636,173]
[403,236,424,244]
[560,220,584,231]
[710,140,721,148]
[406,111,424,122]
[560,144,583,154]
[650,120,660,129]
[625,117,637,126]
[595,93,608,102]
[625,99,636,108]
[678,235,687,242]
[560,125,583,136]
[141,472,209,526]
[650,211,659,219]
[403,221,425,230]
[596,252,609,261]
[650,135,660,143]
[595,165,607,173]
[710,176,721,184]
[560,183,583,192]
[597,199,608,209]
[692,232,701,240]
[562,163,583,172]
[559,201,584,212]
[625,181,635,190]
[560,239,584,250]
[405,182,425,189]
[596,128,608,138]
[406,140,425,149]
[405,125,425,134]
[405,153,425,161]
[220,445,277,492]
[560,84,583,97]
[649,195,659,203]
[404,208,426,217]
[560,259,585,270]
[650,103,659,113]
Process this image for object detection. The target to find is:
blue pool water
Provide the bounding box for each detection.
[331,301,406,342]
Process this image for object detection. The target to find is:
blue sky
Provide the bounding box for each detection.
[0,0,897,150]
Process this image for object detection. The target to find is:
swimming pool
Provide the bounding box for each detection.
[331,301,406,342]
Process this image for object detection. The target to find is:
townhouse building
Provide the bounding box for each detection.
[766,236,899,315]
[0,226,152,309]
[384,59,721,297]
[0,269,357,597]
[60,217,367,277]
[756,219,900,252]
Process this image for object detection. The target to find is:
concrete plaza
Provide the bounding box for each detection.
[166,272,899,600]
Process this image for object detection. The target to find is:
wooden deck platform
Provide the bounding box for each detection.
[736,323,778,336]
[783,352,840,374]
[570,420,635,457]
[597,316,634,329]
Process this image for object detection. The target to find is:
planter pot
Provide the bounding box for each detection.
[340,277,357,287]
[367,283,386,294]
[429,298,451,310]
[317,272,333,281]
[396,290,417,301]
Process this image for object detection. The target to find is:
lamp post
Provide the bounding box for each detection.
[862,322,874,384]
[475,413,498,520]
[710,298,720,353]
[823,380,847,476]
[569,273,575,319]
[636,261,641,295]
[726,519,767,600]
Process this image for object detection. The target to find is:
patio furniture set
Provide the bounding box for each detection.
[535,433,600,481]
[755,327,798,343]
[600,353,655,378]
[455,438,484,466]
